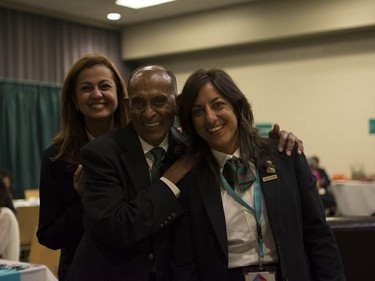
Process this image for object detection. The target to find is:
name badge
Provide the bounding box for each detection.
[262,174,278,182]
[244,271,276,281]
[243,265,277,281]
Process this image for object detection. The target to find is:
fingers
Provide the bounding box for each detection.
[276,130,288,154]
[278,132,304,156]
[277,131,298,156]
[163,154,198,184]
[284,132,296,156]
[73,164,85,197]
[268,123,280,138]
[73,165,83,182]
[75,164,83,175]
[295,136,304,155]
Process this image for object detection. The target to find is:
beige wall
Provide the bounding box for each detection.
[122,0,375,60]
[121,0,375,178]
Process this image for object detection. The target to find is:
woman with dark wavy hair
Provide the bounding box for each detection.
[0,177,19,261]
[37,54,129,281]
[173,68,345,281]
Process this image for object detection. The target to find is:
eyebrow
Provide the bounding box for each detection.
[193,96,222,107]
[78,79,113,85]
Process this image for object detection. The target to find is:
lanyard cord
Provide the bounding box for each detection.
[221,171,264,269]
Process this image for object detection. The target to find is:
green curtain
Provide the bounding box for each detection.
[0,79,61,195]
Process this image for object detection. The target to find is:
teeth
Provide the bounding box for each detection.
[208,125,223,133]
[90,103,105,109]
[145,122,160,127]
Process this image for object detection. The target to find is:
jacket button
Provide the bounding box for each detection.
[148,253,154,261]
[160,223,164,227]
[171,212,176,218]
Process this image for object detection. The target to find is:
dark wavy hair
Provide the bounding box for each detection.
[52,54,130,166]
[0,178,15,213]
[177,68,271,173]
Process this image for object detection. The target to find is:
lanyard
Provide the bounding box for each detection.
[221,171,264,269]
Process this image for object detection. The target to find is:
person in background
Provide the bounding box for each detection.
[0,169,24,200]
[66,65,304,281]
[309,156,331,188]
[172,68,345,281]
[0,177,20,261]
[37,54,129,281]
[309,155,336,216]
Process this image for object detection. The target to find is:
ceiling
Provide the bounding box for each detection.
[0,0,260,28]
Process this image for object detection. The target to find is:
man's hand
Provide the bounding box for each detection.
[269,123,304,156]
[163,154,199,184]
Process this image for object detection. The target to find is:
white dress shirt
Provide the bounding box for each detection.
[211,148,278,268]
[138,135,180,197]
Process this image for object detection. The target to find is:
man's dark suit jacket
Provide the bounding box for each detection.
[66,122,187,281]
[172,142,346,281]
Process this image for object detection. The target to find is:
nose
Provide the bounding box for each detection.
[205,107,217,123]
[91,86,103,98]
[142,102,156,118]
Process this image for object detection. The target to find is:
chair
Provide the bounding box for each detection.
[327,216,375,280]
[15,205,39,260]
[29,226,60,278]
[24,189,40,200]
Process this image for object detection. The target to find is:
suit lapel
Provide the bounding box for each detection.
[258,165,281,239]
[119,124,151,193]
[118,124,189,193]
[196,172,228,260]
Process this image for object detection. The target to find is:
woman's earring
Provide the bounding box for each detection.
[75,104,79,111]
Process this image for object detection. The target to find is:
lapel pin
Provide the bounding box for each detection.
[266,160,276,174]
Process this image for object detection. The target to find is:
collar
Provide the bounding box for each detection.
[86,129,95,141]
[138,134,169,155]
[211,148,241,169]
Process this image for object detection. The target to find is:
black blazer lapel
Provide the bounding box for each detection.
[196,172,228,260]
[258,166,281,240]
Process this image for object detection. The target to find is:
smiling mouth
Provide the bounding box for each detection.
[90,103,106,109]
[207,125,223,133]
[145,121,160,127]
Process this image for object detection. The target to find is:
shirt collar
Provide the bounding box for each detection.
[86,130,95,141]
[211,148,241,169]
[138,134,169,155]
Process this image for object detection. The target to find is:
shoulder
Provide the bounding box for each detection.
[41,143,65,170]
[0,207,16,221]
[42,143,59,157]
[85,127,130,147]
[81,124,137,156]
[170,126,189,144]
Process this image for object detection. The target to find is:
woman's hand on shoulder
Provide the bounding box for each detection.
[73,164,85,198]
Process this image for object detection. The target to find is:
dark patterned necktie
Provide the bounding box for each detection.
[222,156,256,192]
[150,147,165,181]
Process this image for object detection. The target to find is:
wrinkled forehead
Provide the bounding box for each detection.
[129,69,175,97]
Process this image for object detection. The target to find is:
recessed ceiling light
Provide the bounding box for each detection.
[115,0,176,9]
[107,13,121,21]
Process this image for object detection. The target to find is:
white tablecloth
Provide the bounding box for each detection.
[0,259,57,281]
[330,180,375,216]
[12,199,39,209]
